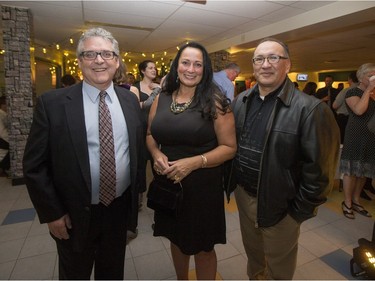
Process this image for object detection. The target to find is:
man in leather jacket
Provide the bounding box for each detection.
[231,38,340,279]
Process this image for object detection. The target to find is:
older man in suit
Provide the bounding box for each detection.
[23,27,144,280]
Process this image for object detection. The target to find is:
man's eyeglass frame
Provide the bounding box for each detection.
[80,51,118,60]
[252,55,289,65]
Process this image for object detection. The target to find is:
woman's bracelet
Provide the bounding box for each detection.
[200,154,207,168]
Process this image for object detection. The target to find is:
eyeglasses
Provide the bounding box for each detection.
[252,55,289,65]
[80,50,118,60]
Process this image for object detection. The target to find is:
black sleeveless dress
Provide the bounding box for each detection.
[150,92,226,255]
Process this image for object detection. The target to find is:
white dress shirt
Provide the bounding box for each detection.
[82,81,131,204]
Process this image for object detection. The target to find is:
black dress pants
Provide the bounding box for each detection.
[55,190,130,280]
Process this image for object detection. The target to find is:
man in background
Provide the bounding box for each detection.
[315,74,339,112]
[213,62,240,101]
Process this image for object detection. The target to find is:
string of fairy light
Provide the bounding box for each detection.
[3,31,188,79]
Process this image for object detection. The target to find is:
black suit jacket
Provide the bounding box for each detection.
[23,82,144,251]
[315,86,339,107]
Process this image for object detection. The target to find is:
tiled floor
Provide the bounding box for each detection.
[1,174,375,280]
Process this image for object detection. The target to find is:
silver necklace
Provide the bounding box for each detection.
[170,93,194,114]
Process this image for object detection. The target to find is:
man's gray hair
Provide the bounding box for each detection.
[225,62,240,73]
[76,27,120,58]
[257,37,290,58]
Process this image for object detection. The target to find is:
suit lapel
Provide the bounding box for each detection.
[65,84,91,191]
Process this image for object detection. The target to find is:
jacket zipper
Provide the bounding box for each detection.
[254,98,279,229]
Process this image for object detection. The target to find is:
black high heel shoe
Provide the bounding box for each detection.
[342,201,355,219]
[352,202,372,217]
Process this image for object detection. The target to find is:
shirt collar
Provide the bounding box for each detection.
[82,81,116,103]
[253,84,280,102]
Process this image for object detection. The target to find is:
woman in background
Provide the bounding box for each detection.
[113,60,140,100]
[340,63,375,219]
[134,60,160,110]
[134,60,161,209]
[302,81,317,95]
[113,59,142,243]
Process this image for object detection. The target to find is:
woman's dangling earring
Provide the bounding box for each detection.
[176,76,179,83]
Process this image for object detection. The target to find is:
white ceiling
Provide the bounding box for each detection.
[1,0,375,79]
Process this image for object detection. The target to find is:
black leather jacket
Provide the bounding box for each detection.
[230,78,340,227]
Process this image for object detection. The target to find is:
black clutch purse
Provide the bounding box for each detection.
[147,176,183,217]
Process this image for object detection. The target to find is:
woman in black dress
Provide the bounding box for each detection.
[146,42,236,279]
[134,59,160,110]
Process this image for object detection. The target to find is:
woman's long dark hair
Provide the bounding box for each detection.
[163,42,230,120]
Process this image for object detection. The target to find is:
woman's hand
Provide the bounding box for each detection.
[149,82,160,91]
[164,156,201,183]
[153,152,169,175]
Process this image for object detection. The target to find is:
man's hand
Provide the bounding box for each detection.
[47,214,72,240]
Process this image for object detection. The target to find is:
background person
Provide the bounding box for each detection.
[23,27,144,280]
[213,62,240,101]
[0,96,9,177]
[113,58,144,243]
[315,74,339,112]
[146,42,236,280]
[61,74,76,88]
[113,59,140,101]
[127,72,136,85]
[337,82,344,92]
[302,81,317,96]
[230,38,340,279]
[340,63,375,219]
[134,59,160,110]
[332,72,358,144]
[134,59,160,209]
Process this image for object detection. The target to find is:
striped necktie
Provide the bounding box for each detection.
[98,91,116,206]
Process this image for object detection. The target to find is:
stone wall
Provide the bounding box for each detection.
[2,6,33,184]
[209,50,231,72]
